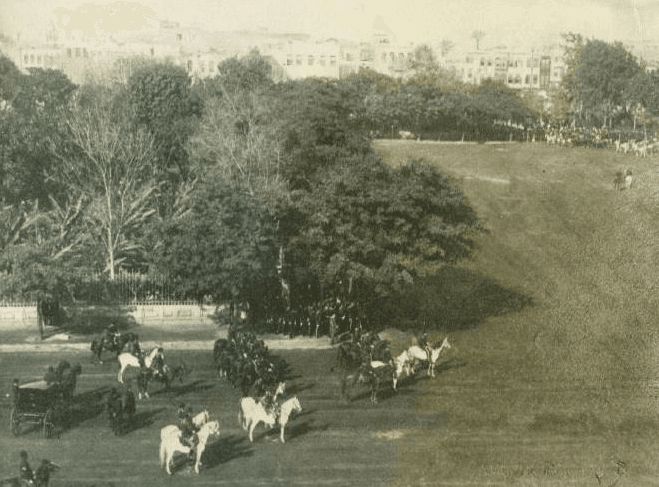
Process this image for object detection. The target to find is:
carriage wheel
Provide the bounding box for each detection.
[10,407,21,436]
[43,408,55,439]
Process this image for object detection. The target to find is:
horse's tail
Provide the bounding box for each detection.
[238,406,244,429]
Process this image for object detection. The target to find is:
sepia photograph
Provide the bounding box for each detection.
[0,0,658,485]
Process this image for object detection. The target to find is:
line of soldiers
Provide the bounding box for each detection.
[215,324,288,397]
[260,298,366,342]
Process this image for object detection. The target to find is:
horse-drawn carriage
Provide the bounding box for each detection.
[10,364,81,438]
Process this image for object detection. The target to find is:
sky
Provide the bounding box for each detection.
[0,0,657,52]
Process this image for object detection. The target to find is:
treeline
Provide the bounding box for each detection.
[347,69,536,140]
[0,49,490,330]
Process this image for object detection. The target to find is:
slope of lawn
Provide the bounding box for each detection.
[375,140,659,382]
[372,141,659,485]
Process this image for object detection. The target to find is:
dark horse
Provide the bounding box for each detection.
[334,342,380,403]
[136,363,189,400]
[107,386,136,435]
[91,332,140,363]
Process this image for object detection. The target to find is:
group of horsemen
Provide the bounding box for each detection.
[101,324,166,378]
[102,324,283,452]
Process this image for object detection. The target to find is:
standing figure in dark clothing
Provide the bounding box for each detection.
[178,405,199,451]
[35,459,59,487]
[12,379,20,406]
[19,450,34,486]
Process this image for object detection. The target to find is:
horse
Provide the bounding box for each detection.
[117,346,163,384]
[340,364,378,403]
[391,350,414,390]
[407,337,451,378]
[192,410,211,428]
[107,387,136,435]
[159,420,220,475]
[333,341,365,372]
[278,396,302,443]
[92,332,140,363]
[239,396,277,442]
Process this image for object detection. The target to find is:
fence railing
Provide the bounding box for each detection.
[0,270,209,307]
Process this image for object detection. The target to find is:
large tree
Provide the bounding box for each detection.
[56,97,158,278]
[0,67,77,205]
[564,37,642,125]
[287,157,483,300]
[127,62,202,215]
[189,50,282,201]
[148,173,280,315]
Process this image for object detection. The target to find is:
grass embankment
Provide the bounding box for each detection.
[375,141,659,485]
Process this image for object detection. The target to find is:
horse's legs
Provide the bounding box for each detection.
[159,442,166,469]
[248,421,256,442]
[280,423,286,443]
[193,445,204,474]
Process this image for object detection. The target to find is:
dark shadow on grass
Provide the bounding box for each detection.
[433,359,468,375]
[272,418,323,443]
[371,266,534,333]
[158,380,214,397]
[59,386,113,434]
[201,434,254,470]
[123,407,166,435]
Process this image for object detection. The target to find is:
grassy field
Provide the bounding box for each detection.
[372,141,659,485]
[2,141,659,486]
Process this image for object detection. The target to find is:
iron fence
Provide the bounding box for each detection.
[0,270,202,306]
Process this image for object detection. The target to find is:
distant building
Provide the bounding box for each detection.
[1,19,568,90]
[444,46,566,91]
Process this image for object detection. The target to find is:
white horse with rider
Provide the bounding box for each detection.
[239,395,302,443]
[159,419,220,475]
[117,346,164,384]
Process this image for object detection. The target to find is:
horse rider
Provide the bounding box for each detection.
[19,450,35,486]
[151,348,166,378]
[259,389,281,418]
[178,405,199,452]
[104,323,120,349]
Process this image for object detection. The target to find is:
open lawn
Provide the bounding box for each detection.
[1,141,659,486]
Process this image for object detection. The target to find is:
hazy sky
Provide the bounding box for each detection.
[1,0,656,50]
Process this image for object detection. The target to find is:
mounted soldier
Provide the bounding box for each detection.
[177,405,199,453]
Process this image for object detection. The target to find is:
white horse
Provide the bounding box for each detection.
[390,351,415,390]
[407,337,451,378]
[159,420,220,475]
[239,396,302,443]
[117,346,163,383]
[239,397,277,442]
[278,396,302,443]
[192,410,211,429]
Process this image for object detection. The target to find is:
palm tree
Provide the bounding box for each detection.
[471,30,486,51]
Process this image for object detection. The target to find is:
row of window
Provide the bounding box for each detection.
[286,54,337,67]
[284,50,414,68]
